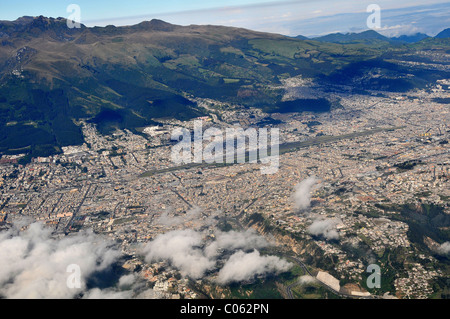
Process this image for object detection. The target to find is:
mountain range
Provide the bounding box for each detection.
[300,29,450,44]
[436,28,450,39]
[0,16,449,160]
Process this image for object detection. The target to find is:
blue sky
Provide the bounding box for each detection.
[0,0,449,36]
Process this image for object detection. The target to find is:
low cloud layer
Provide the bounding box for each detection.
[0,222,138,299]
[0,221,291,297]
[204,229,269,258]
[141,229,215,279]
[292,176,318,211]
[298,275,316,285]
[141,229,291,284]
[217,250,292,284]
[307,218,341,240]
[436,241,450,255]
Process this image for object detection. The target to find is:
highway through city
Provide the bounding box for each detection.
[139,126,402,178]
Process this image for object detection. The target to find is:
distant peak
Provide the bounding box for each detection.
[134,19,176,31]
[14,16,34,23]
[435,28,450,38]
[150,19,170,24]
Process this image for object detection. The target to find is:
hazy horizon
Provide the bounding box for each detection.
[1,0,449,37]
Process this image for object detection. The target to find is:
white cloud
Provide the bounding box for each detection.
[118,274,137,289]
[204,229,269,258]
[298,275,316,285]
[141,229,215,279]
[436,242,450,255]
[216,250,292,284]
[308,218,341,240]
[292,176,318,211]
[376,24,423,37]
[0,223,123,299]
[141,228,290,284]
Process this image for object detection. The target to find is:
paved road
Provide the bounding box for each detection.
[139,126,402,178]
[64,184,91,234]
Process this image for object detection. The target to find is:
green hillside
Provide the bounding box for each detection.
[0,16,449,158]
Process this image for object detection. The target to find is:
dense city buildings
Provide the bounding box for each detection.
[1,80,448,299]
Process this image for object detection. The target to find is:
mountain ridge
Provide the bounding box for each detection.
[306,29,448,44]
[0,16,449,160]
[436,28,450,38]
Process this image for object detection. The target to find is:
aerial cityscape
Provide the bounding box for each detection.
[0,0,449,303]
